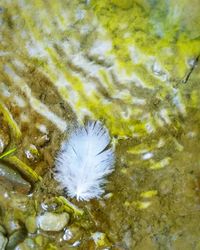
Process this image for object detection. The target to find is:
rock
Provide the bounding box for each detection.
[0,225,6,235]
[0,115,10,154]
[24,144,40,163]
[0,162,31,194]
[34,235,43,247]
[91,232,111,248]
[63,229,73,241]
[6,229,26,250]
[15,238,37,250]
[0,138,7,154]
[41,198,59,212]
[25,216,37,234]
[3,216,21,235]
[37,212,70,232]
[122,230,135,249]
[62,225,83,245]
[0,233,7,250]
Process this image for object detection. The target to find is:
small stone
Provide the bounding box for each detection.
[0,233,7,250]
[0,225,6,235]
[72,240,81,247]
[15,238,37,250]
[41,198,59,212]
[24,144,40,163]
[0,138,6,154]
[34,235,43,247]
[37,212,70,232]
[6,229,26,250]
[4,216,21,234]
[91,232,111,248]
[63,229,73,241]
[0,115,10,154]
[0,162,31,194]
[123,230,134,249]
[103,193,113,199]
[25,216,37,234]
[63,225,83,245]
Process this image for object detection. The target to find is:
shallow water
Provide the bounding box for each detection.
[0,0,200,249]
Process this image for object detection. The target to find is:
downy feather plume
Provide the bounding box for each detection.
[55,121,115,201]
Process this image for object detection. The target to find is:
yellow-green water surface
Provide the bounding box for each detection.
[0,0,200,249]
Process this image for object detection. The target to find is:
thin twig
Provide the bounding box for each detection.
[182,55,199,84]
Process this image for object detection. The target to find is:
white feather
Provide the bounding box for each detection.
[54,121,115,201]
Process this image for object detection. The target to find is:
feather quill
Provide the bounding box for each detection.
[54,121,115,201]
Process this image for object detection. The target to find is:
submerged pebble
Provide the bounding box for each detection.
[63,229,73,241]
[0,225,6,235]
[91,232,111,248]
[15,238,37,250]
[62,225,83,245]
[0,162,31,194]
[0,115,10,154]
[6,229,27,250]
[37,212,70,232]
[3,217,21,235]
[25,216,37,234]
[24,144,40,163]
[0,233,7,250]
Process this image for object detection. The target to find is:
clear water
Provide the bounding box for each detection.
[0,0,200,249]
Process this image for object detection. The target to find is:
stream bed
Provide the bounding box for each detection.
[0,1,200,249]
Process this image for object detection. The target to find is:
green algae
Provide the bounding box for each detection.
[55,196,84,217]
[0,102,22,139]
[0,148,16,159]
[91,0,200,79]
[5,156,42,183]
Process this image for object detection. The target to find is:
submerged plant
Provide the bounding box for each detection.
[0,148,16,159]
[55,121,115,201]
